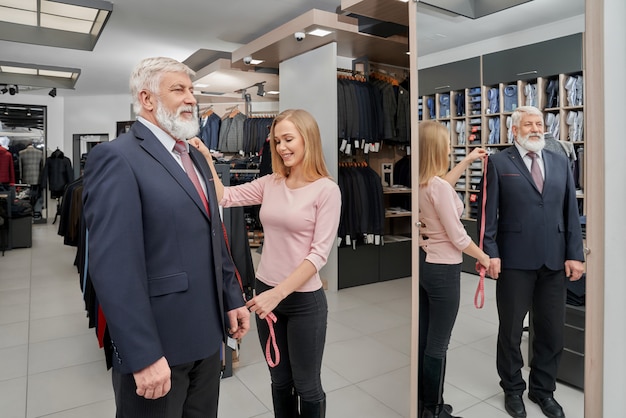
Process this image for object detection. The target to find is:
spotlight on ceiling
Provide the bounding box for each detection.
[26,108,32,116]
[256,82,266,97]
[0,85,7,94]
[9,85,18,95]
[49,88,57,97]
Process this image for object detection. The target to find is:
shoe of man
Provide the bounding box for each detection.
[504,394,527,418]
[528,393,565,418]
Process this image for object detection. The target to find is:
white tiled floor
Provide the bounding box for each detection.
[0,222,584,417]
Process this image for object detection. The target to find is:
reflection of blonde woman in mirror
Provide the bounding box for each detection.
[417,120,489,418]
[192,108,341,418]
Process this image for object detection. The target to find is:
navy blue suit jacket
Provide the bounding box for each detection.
[83,121,245,374]
[478,146,584,271]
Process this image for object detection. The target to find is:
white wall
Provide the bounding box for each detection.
[63,94,134,149]
[279,42,339,291]
[602,0,626,413]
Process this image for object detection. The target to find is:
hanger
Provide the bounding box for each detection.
[200,105,213,117]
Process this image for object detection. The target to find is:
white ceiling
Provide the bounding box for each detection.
[0,0,584,99]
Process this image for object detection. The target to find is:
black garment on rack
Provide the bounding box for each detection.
[225,207,255,300]
[57,177,83,247]
[41,149,74,199]
[393,155,411,188]
[243,117,274,155]
[337,165,384,246]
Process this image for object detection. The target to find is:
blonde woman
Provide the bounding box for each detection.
[417,120,489,418]
[192,109,341,418]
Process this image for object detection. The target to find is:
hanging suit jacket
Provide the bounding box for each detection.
[19,146,43,185]
[0,147,15,185]
[478,146,584,271]
[82,121,245,374]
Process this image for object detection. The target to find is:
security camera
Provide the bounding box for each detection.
[243,56,253,65]
[294,32,305,42]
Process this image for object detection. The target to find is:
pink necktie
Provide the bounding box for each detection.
[174,140,209,214]
[527,152,544,193]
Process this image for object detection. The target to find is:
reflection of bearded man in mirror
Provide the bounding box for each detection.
[478,106,584,418]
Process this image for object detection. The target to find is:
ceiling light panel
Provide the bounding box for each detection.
[0,61,81,89]
[0,0,113,51]
[0,6,37,25]
[0,66,37,75]
[308,28,333,37]
[0,0,35,9]
[38,69,74,78]
[41,1,98,34]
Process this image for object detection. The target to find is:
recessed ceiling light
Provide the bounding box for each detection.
[308,28,333,37]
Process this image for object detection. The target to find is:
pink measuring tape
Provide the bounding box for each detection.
[474,155,488,309]
[264,312,280,367]
[221,223,280,366]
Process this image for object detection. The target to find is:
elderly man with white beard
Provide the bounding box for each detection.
[478,106,584,418]
[83,57,250,418]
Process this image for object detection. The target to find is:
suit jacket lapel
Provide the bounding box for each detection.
[133,123,211,219]
[506,146,542,194]
[541,150,554,193]
[189,146,220,221]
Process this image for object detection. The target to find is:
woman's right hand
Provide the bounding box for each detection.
[467,147,487,162]
[188,137,224,201]
[188,137,212,161]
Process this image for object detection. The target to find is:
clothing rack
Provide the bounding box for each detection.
[248,112,277,118]
[337,67,366,82]
[337,67,364,76]
[339,159,368,168]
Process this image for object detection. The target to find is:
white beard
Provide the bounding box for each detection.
[516,132,545,153]
[155,102,199,140]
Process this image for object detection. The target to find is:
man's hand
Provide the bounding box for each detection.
[227,306,250,339]
[565,260,585,281]
[487,257,501,279]
[133,356,171,399]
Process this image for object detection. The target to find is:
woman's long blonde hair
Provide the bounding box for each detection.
[270,109,331,180]
[418,120,450,186]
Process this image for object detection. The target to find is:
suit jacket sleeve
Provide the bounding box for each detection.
[189,146,245,311]
[83,143,164,372]
[478,156,500,259]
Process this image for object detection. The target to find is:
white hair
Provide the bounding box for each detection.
[511,106,543,129]
[129,57,195,116]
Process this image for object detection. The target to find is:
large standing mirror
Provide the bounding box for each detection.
[409,1,587,417]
